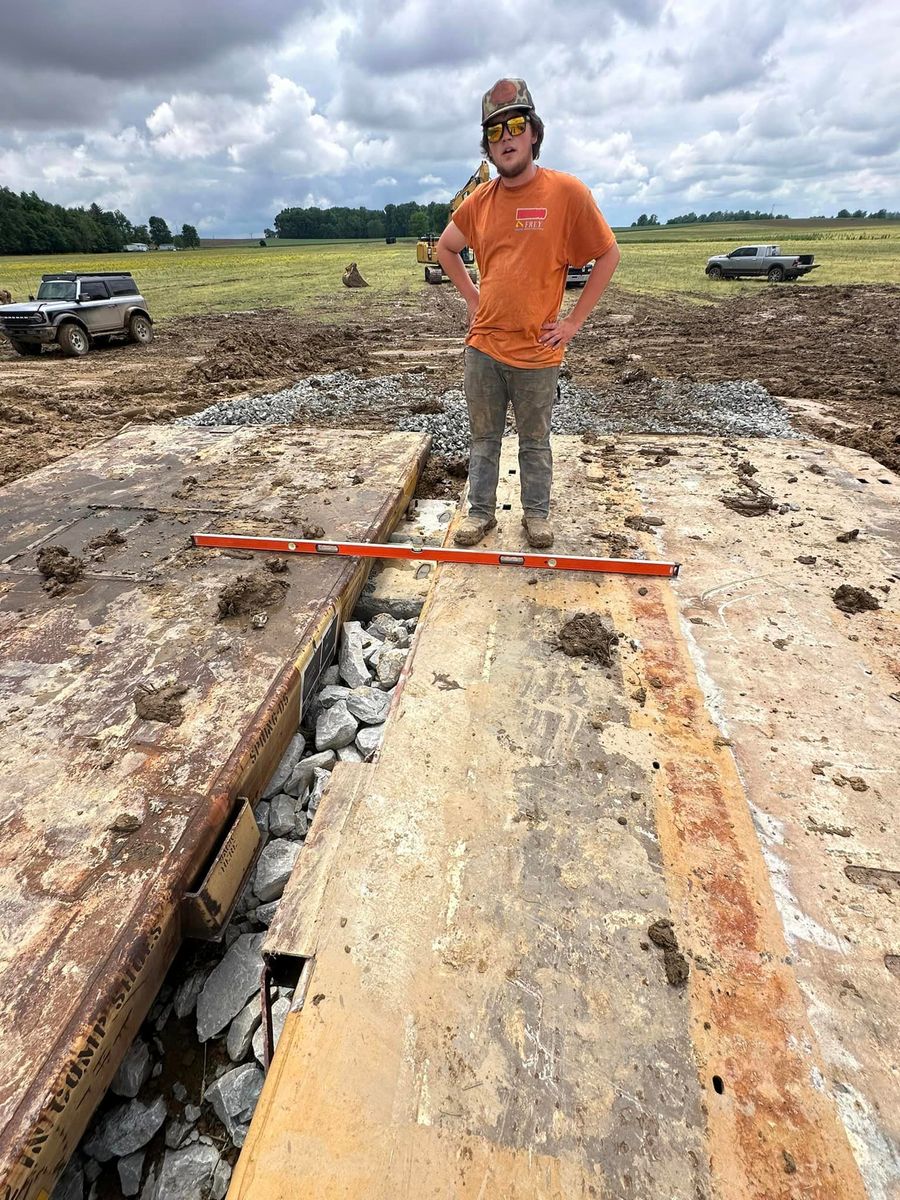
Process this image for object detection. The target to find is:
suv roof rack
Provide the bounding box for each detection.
[40,272,135,281]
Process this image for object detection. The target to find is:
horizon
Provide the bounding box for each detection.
[1,1,897,237]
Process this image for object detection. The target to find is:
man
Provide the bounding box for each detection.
[437,78,620,548]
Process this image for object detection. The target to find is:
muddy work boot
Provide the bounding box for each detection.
[453,514,497,546]
[522,513,554,548]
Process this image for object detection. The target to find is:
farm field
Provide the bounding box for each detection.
[1,219,899,318]
[0,216,898,496]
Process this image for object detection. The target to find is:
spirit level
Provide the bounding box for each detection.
[192,533,680,578]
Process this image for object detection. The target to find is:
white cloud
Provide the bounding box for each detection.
[0,0,897,232]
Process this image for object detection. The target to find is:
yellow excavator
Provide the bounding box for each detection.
[416,161,490,284]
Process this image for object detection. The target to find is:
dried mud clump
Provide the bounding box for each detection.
[36,545,85,595]
[134,682,189,725]
[217,569,290,619]
[647,919,690,988]
[832,584,881,614]
[624,514,664,533]
[557,613,619,667]
[720,492,776,517]
[84,527,126,559]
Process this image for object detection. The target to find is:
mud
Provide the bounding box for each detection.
[188,318,368,385]
[217,570,290,619]
[647,919,690,988]
[721,493,776,516]
[557,613,619,667]
[416,454,469,499]
[624,515,664,533]
[832,584,881,613]
[84,527,126,558]
[134,682,189,725]
[108,813,143,834]
[1,283,898,493]
[36,545,85,594]
[591,531,636,558]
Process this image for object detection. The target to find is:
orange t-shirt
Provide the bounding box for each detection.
[452,166,616,369]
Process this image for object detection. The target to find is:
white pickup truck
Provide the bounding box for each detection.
[705,244,819,282]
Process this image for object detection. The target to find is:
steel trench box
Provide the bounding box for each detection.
[0,424,429,1200]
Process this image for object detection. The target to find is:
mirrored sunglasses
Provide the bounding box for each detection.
[485,114,529,143]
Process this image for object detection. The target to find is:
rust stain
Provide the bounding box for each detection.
[0,426,429,1200]
[604,582,869,1200]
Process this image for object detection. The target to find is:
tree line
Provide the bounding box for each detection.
[634,208,900,227]
[0,188,200,255]
[272,200,452,241]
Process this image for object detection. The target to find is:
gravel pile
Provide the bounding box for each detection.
[176,369,382,429]
[178,368,796,449]
[554,375,798,439]
[58,612,413,1200]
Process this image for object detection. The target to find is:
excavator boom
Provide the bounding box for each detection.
[417,161,489,283]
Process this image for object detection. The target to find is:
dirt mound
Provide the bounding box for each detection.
[840,422,900,474]
[571,283,900,473]
[557,613,619,666]
[217,570,290,618]
[190,319,367,384]
[36,545,85,594]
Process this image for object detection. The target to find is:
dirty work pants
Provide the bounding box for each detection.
[464,346,558,520]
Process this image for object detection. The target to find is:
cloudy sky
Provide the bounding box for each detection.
[1,0,897,234]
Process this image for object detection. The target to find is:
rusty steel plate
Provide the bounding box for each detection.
[229,436,897,1200]
[0,424,429,1200]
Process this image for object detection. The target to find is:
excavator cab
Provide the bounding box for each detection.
[416,162,489,284]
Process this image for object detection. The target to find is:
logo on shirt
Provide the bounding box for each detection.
[515,207,547,231]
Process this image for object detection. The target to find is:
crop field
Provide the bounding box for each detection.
[1,219,898,319]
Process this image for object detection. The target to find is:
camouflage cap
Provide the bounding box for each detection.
[481,78,534,125]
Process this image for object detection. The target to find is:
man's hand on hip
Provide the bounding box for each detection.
[539,314,581,349]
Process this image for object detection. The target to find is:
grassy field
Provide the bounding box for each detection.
[1,219,898,319]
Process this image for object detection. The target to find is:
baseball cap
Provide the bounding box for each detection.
[481,78,535,125]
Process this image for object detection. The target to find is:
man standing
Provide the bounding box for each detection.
[437,78,620,548]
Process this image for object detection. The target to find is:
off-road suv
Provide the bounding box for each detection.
[0,272,153,357]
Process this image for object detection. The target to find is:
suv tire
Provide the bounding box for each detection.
[10,340,41,356]
[58,323,90,357]
[707,264,723,280]
[127,313,153,345]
